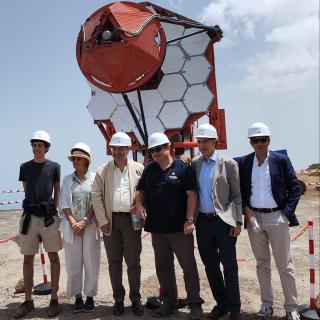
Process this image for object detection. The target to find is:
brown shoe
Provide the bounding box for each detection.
[188,305,203,320]
[227,312,241,320]
[13,300,34,318]
[207,306,228,320]
[47,299,60,317]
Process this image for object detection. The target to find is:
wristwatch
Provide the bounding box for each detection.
[185,218,194,223]
[83,216,89,223]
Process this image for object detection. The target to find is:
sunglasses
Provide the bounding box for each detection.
[71,157,83,161]
[250,137,269,144]
[149,145,165,154]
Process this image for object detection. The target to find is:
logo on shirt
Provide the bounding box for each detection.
[168,172,177,180]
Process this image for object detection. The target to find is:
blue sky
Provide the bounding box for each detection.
[0,0,319,208]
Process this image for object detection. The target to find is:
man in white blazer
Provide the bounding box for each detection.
[191,124,242,320]
[91,132,144,317]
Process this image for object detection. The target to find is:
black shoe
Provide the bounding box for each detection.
[132,301,144,316]
[74,297,84,313]
[207,306,228,320]
[152,303,178,318]
[84,296,95,313]
[228,312,241,320]
[188,305,203,320]
[113,302,124,316]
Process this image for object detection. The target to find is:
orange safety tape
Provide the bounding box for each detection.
[0,189,24,194]
[291,223,310,242]
[0,235,19,244]
[0,200,23,205]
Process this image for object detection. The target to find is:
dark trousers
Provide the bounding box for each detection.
[196,215,241,313]
[151,232,203,307]
[103,215,142,303]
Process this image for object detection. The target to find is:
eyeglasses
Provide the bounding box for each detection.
[71,157,83,161]
[149,145,165,154]
[250,137,269,144]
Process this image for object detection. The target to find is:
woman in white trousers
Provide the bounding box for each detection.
[59,143,101,313]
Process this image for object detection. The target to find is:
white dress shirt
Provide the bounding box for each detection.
[250,153,278,208]
[113,164,131,212]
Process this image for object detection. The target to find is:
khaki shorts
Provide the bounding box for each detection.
[19,214,62,255]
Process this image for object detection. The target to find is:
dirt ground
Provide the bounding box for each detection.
[0,192,319,320]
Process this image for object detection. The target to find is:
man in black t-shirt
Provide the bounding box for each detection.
[136,132,203,320]
[13,130,61,319]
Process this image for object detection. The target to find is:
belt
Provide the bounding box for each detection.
[198,211,217,219]
[113,211,131,216]
[249,206,281,213]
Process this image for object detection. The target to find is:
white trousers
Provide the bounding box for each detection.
[64,222,101,297]
[247,209,298,312]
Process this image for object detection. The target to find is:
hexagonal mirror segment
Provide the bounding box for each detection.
[161,45,185,74]
[159,101,189,129]
[161,21,185,43]
[145,116,166,136]
[140,89,165,117]
[184,84,214,114]
[180,28,211,56]
[111,91,138,106]
[158,74,187,102]
[183,56,212,84]
[110,104,141,132]
[87,88,117,120]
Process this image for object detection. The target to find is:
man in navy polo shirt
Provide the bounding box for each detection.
[135,132,203,320]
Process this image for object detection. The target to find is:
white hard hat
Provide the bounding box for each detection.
[248,122,271,138]
[195,124,218,139]
[68,142,91,163]
[30,130,51,145]
[109,132,132,147]
[148,132,170,149]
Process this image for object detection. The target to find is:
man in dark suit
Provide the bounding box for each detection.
[237,122,301,320]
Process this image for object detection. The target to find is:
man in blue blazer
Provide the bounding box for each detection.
[237,122,301,320]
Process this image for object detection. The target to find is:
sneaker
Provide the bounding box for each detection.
[47,299,60,317]
[207,305,228,320]
[188,305,203,320]
[132,301,144,316]
[257,305,273,319]
[74,297,84,313]
[84,296,95,313]
[286,310,300,320]
[152,303,178,318]
[13,300,34,318]
[113,301,124,316]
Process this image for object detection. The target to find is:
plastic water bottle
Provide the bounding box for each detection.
[131,213,144,230]
[250,216,261,233]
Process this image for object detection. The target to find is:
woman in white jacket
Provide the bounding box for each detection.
[59,143,100,313]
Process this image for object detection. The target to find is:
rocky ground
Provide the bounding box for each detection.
[0,191,319,320]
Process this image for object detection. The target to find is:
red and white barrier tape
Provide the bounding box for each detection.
[0,200,23,205]
[0,189,24,194]
[308,220,316,309]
